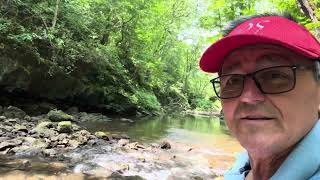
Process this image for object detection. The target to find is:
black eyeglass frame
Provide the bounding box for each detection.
[210,65,314,99]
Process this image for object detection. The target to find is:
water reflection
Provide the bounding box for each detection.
[83,114,241,154]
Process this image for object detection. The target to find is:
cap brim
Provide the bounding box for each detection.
[200,34,320,73]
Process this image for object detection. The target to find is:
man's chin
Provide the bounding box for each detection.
[238,134,288,155]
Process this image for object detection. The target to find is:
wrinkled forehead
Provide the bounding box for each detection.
[220,44,312,74]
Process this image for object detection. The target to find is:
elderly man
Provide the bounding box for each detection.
[200,13,320,180]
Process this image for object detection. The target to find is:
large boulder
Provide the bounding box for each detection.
[31,125,57,138]
[0,139,23,151]
[47,110,74,122]
[3,106,26,119]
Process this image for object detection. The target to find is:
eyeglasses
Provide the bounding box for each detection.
[210,65,314,99]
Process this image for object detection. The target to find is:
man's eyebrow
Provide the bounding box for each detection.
[221,61,241,74]
[258,53,293,64]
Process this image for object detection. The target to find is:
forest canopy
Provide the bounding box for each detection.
[0,0,318,115]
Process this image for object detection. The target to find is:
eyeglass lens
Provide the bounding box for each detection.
[213,66,296,99]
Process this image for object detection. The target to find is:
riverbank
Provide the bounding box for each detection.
[0,105,241,179]
[184,109,222,118]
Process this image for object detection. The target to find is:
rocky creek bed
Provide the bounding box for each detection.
[0,105,231,179]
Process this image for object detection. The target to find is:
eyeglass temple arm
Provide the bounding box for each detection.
[314,60,320,81]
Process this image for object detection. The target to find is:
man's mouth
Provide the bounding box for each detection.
[240,116,274,120]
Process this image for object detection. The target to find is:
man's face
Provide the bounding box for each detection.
[221,44,320,157]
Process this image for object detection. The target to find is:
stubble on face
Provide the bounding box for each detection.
[228,100,285,152]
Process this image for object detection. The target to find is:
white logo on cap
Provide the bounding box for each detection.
[235,20,271,34]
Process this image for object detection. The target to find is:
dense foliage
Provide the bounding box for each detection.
[0,0,318,114]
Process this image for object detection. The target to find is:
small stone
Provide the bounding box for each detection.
[57,133,68,141]
[57,121,73,133]
[138,156,146,162]
[61,138,69,145]
[18,132,27,136]
[126,142,145,150]
[160,141,171,149]
[68,140,80,149]
[95,131,111,140]
[19,159,31,169]
[120,118,134,123]
[24,115,31,121]
[75,135,88,145]
[117,139,129,146]
[115,163,129,173]
[112,134,130,140]
[0,116,6,121]
[151,143,159,148]
[3,125,13,131]
[36,121,54,129]
[57,144,65,148]
[22,137,36,146]
[32,139,48,149]
[50,136,59,142]
[14,124,28,133]
[71,124,81,131]
[87,139,96,146]
[49,162,67,170]
[43,149,57,157]
[50,141,58,148]
[0,147,10,155]
[0,137,10,143]
[9,145,30,154]
[4,118,17,125]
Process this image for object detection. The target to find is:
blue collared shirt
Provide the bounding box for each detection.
[224,120,320,180]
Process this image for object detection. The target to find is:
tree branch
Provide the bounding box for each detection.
[51,0,61,29]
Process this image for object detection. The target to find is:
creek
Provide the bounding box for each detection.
[0,113,243,180]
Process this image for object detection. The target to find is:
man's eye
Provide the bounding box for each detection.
[260,71,291,81]
[226,76,242,86]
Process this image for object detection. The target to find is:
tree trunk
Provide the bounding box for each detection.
[297,0,320,36]
[52,0,61,29]
[297,0,318,22]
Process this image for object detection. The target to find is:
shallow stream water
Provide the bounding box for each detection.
[0,114,242,180]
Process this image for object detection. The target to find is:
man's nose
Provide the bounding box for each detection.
[238,77,265,104]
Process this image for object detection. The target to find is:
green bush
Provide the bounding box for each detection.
[130,89,161,112]
[193,97,221,111]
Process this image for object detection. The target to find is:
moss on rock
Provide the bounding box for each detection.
[57,121,73,133]
[95,131,111,140]
[47,110,74,122]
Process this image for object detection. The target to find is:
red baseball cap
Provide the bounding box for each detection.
[199,16,320,73]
